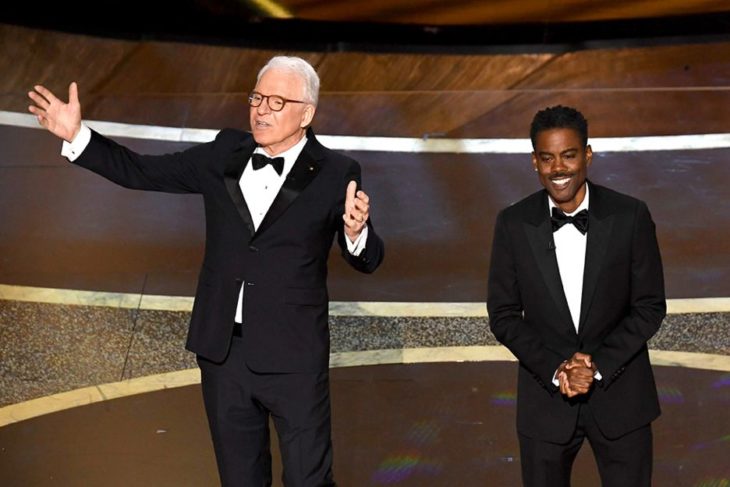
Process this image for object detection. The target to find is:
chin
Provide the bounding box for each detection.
[252,133,272,146]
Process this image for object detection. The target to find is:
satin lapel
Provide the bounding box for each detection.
[253,140,322,239]
[524,200,574,332]
[578,186,614,331]
[224,139,256,238]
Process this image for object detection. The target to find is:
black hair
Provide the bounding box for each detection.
[529,105,588,149]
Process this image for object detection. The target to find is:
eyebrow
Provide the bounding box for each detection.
[538,148,579,156]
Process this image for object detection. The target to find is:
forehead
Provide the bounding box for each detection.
[534,128,583,152]
[255,68,305,97]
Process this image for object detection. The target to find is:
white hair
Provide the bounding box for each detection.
[257,56,320,106]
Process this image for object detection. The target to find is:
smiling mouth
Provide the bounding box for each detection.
[550,175,572,189]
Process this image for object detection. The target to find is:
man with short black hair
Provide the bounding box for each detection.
[487,105,665,486]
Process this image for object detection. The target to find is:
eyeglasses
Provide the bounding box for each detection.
[248,91,305,112]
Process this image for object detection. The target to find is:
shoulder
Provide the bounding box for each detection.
[212,128,252,148]
[306,130,361,174]
[499,189,545,221]
[590,182,649,216]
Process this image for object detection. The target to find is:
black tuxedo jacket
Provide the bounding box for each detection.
[73,127,384,372]
[487,181,665,442]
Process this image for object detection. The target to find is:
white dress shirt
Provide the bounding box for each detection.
[548,184,601,384]
[549,184,589,332]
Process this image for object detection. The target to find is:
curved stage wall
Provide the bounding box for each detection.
[0,23,728,486]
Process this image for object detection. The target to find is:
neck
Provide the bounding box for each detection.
[261,129,307,157]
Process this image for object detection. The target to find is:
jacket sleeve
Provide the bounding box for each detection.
[335,160,384,274]
[70,129,220,194]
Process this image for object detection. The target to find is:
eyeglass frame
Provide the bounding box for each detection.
[248,91,307,112]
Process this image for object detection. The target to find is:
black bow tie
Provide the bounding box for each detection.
[551,207,589,234]
[251,153,285,175]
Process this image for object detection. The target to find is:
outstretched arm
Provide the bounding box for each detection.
[28,82,82,142]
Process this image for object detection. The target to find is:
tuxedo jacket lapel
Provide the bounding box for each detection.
[578,183,614,331]
[224,130,325,241]
[254,131,323,239]
[224,139,257,238]
[524,193,575,333]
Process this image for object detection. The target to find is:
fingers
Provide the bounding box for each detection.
[28,83,78,112]
[27,85,58,127]
[343,181,370,225]
[559,372,569,395]
[559,356,595,397]
[345,180,357,208]
[571,352,592,368]
[33,85,59,105]
[28,92,49,112]
[351,193,369,220]
[27,104,43,118]
[69,81,79,106]
[28,90,55,121]
[565,367,593,392]
[560,373,581,397]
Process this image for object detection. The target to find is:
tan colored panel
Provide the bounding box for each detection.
[315,91,518,137]
[450,90,730,138]
[4,25,730,138]
[92,43,325,95]
[317,52,553,91]
[0,25,134,104]
[514,43,730,89]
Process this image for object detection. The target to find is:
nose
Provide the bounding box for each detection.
[256,100,271,115]
[552,156,568,173]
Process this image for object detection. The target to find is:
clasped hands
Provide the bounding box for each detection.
[343,180,370,241]
[557,352,597,398]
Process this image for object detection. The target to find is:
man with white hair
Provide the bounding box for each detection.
[29,55,384,486]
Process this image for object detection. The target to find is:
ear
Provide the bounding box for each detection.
[585,145,593,167]
[531,152,538,171]
[300,104,316,128]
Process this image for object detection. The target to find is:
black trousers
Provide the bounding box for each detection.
[198,335,335,487]
[519,404,652,487]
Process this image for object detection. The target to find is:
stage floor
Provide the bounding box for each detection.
[0,362,728,486]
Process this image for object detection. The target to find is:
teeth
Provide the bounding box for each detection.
[552,177,570,185]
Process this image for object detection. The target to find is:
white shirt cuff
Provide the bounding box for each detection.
[61,124,91,161]
[345,225,368,256]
